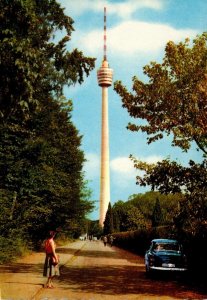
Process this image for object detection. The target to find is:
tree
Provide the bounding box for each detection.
[0,99,95,242]
[112,201,126,232]
[123,205,147,231]
[152,198,163,227]
[134,158,207,233]
[0,0,95,246]
[114,33,207,233]
[87,220,103,238]
[112,200,149,232]
[0,0,95,119]
[128,191,181,227]
[114,33,207,154]
[103,202,114,235]
[128,192,156,221]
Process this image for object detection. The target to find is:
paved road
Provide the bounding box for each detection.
[0,240,206,300]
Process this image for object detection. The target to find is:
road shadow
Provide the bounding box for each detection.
[57,264,206,299]
[57,245,124,260]
[0,262,43,274]
[113,246,144,264]
[57,247,81,255]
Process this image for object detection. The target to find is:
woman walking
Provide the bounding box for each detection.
[43,230,60,288]
[103,236,107,246]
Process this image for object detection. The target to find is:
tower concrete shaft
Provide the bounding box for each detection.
[97,7,113,227]
[97,59,113,227]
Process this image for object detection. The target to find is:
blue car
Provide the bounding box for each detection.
[145,238,188,275]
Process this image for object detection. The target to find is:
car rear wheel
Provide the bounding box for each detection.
[146,264,156,278]
[145,264,151,276]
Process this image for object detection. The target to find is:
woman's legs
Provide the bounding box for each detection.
[46,257,54,287]
[46,276,54,288]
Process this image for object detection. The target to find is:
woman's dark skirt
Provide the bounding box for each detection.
[43,254,60,277]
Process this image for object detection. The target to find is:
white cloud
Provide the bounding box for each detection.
[79,21,197,57]
[60,0,163,19]
[111,156,136,177]
[110,21,197,55]
[110,156,137,188]
[83,153,100,179]
[111,155,162,175]
[110,155,163,188]
[141,155,163,164]
[59,0,197,59]
[84,153,163,189]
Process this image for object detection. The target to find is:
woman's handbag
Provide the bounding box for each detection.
[52,255,59,266]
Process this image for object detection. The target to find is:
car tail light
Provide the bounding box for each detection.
[149,255,155,265]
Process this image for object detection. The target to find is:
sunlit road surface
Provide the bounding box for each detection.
[35,240,206,300]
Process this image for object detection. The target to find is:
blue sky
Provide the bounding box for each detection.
[58,0,206,220]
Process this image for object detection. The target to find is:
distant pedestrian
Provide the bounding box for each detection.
[103,236,107,246]
[43,230,60,288]
[109,235,114,247]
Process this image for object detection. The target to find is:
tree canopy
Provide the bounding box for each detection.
[104,198,150,233]
[0,0,95,120]
[114,33,207,154]
[0,0,96,250]
[114,33,207,234]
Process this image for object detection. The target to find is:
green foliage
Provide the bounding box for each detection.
[125,205,147,231]
[152,198,163,227]
[0,100,95,243]
[107,197,150,233]
[111,201,126,232]
[0,230,30,263]
[0,0,95,258]
[87,220,103,238]
[112,225,207,276]
[0,0,95,119]
[132,159,207,232]
[114,33,207,235]
[111,228,156,255]
[128,191,181,227]
[103,202,114,235]
[114,33,207,154]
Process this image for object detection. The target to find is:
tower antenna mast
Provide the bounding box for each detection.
[97,7,113,227]
[104,7,107,61]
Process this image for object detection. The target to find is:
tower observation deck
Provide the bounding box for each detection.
[97,7,113,227]
[97,60,113,87]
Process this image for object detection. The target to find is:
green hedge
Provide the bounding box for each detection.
[111,226,207,273]
[112,226,172,255]
[0,234,30,264]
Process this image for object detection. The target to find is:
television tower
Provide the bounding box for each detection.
[97,7,113,227]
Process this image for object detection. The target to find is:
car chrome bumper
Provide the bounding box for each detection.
[150,266,188,272]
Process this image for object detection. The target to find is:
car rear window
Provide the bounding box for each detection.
[154,243,180,251]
